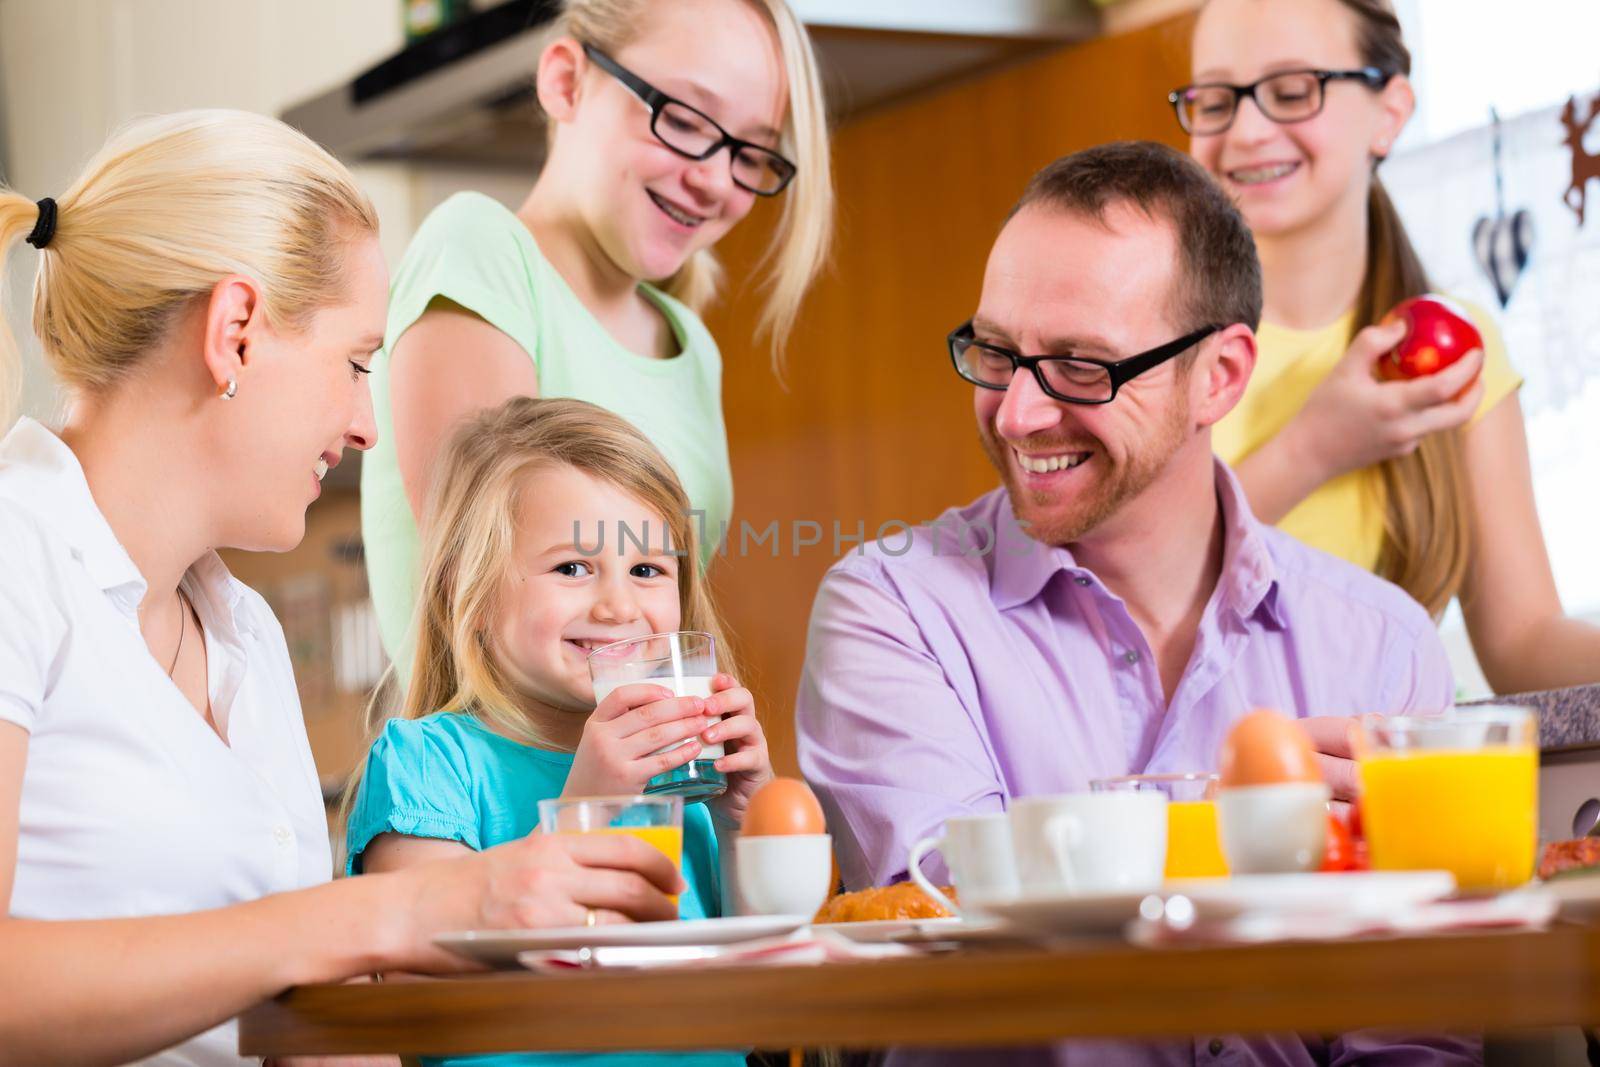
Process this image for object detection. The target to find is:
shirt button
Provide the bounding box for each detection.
[1209,1038,1224,1056]
[1123,649,1140,665]
[272,825,293,848]
[1073,576,1090,587]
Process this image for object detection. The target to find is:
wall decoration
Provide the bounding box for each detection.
[1560,91,1600,227]
[1472,109,1535,308]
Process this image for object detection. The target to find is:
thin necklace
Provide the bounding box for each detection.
[167,587,189,678]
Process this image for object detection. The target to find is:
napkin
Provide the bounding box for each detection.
[517,927,919,973]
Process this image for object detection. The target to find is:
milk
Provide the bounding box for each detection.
[592,674,724,759]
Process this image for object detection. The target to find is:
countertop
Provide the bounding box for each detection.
[1465,684,1600,752]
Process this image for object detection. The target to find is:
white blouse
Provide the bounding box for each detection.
[0,418,332,1066]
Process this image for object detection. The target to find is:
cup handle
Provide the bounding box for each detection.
[1044,813,1083,893]
[908,834,961,917]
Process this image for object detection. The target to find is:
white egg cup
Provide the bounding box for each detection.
[735,833,833,916]
[1216,781,1330,874]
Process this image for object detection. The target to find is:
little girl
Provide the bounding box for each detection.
[346,396,772,1067]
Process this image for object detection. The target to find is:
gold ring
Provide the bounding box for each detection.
[585,908,598,927]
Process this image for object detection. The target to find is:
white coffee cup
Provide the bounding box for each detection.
[1009,792,1166,895]
[907,812,1019,916]
[735,833,833,916]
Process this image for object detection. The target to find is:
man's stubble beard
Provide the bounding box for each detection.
[981,392,1192,548]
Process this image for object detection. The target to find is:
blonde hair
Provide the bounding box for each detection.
[381,396,734,752]
[0,109,378,420]
[1337,0,1472,619]
[555,0,833,360]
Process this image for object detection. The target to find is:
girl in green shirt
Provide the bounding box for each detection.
[363,0,834,665]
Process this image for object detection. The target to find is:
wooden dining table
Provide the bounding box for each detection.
[239,923,1600,1058]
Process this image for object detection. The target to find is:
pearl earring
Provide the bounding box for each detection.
[219,378,237,400]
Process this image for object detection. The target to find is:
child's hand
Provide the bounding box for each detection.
[563,683,715,798]
[702,673,774,832]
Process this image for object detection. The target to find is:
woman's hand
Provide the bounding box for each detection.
[1283,320,1485,481]
[702,674,774,832]
[563,683,715,798]
[393,829,683,972]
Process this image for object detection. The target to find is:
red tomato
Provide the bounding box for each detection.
[1348,798,1365,841]
[1377,295,1483,383]
[1320,810,1355,872]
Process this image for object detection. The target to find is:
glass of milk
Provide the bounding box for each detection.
[587,631,725,801]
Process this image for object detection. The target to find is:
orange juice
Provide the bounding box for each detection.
[565,825,683,866]
[1165,800,1229,878]
[1359,747,1537,891]
[563,825,684,904]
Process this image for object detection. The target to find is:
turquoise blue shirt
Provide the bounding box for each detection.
[346,712,740,1067]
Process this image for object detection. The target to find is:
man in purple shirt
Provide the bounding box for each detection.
[795,142,1472,1065]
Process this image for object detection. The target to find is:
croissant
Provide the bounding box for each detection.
[813,881,957,923]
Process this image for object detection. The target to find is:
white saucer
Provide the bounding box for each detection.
[1164,870,1457,919]
[436,914,811,966]
[962,889,1150,937]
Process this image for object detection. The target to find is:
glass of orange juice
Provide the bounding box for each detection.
[1358,706,1537,892]
[1090,773,1228,878]
[538,795,684,904]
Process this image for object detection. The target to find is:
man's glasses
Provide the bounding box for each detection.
[948,323,1222,405]
[583,43,797,196]
[1168,67,1391,136]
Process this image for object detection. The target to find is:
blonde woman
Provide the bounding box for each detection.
[1178,0,1600,693]
[0,111,681,1067]
[346,398,772,1067]
[362,0,833,666]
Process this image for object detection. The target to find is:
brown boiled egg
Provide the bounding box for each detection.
[743,777,827,837]
[1219,709,1322,788]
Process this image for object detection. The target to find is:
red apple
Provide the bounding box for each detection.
[1376,295,1483,382]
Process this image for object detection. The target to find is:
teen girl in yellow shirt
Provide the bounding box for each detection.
[1176,0,1600,694]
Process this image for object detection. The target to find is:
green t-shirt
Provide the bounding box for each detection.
[345,712,741,1067]
[361,192,735,666]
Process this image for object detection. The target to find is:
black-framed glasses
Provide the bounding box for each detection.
[582,43,796,196]
[1168,67,1392,136]
[948,322,1222,405]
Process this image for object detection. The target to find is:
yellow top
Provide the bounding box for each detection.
[1213,300,1522,572]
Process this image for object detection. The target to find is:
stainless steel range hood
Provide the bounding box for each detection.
[282,0,1099,170]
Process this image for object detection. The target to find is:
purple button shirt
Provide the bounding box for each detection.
[796,460,1476,1066]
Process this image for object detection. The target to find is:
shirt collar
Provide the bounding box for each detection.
[988,501,1088,611]
[0,418,254,633]
[988,457,1286,629]
[1213,457,1286,628]
[0,418,145,596]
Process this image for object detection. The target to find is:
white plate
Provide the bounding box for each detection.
[813,917,1011,944]
[1164,870,1457,920]
[962,889,1151,937]
[436,914,811,966]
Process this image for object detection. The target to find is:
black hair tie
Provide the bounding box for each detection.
[25,197,57,250]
